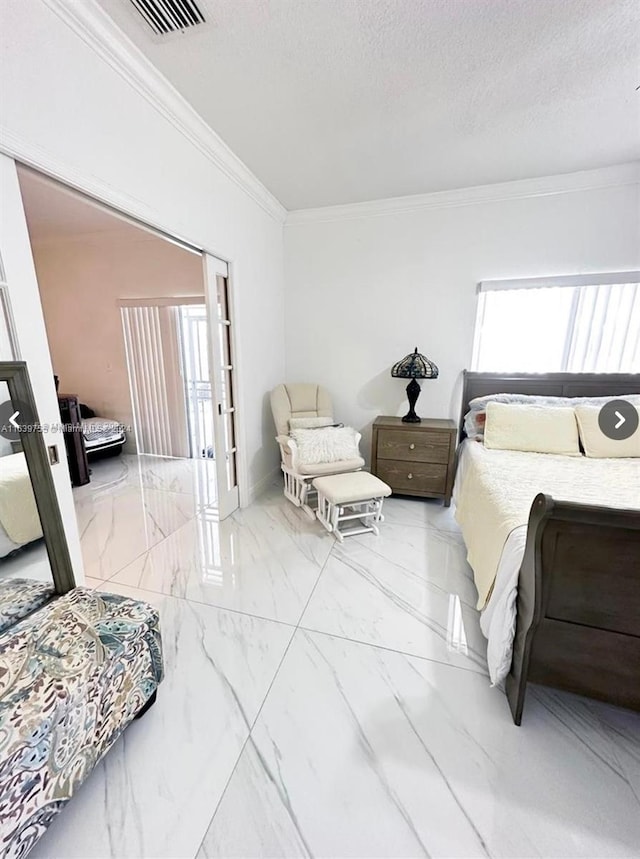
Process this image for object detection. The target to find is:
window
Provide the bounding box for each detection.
[472,273,640,373]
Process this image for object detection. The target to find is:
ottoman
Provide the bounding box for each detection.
[0,587,163,859]
[313,472,392,542]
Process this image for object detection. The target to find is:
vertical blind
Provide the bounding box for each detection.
[564,282,640,372]
[473,273,640,373]
[121,304,174,456]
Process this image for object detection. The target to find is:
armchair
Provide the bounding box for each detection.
[270,383,364,518]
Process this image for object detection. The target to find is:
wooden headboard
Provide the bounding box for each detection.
[459,372,640,440]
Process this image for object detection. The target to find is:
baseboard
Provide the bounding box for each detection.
[247,467,281,505]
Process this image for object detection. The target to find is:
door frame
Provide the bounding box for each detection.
[7,159,249,508]
[203,254,241,519]
[222,262,248,510]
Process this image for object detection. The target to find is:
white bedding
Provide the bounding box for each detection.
[454,440,640,686]
[0,451,27,559]
[0,523,22,559]
[0,453,43,548]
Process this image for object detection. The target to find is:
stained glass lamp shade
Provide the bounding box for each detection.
[391,347,439,423]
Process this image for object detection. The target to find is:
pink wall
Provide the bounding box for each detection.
[32,231,204,452]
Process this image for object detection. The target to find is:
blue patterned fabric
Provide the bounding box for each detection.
[0,588,163,859]
[0,579,55,636]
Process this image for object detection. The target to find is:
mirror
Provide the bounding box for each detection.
[0,362,75,594]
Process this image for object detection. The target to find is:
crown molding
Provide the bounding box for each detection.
[40,0,287,224]
[285,162,640,226]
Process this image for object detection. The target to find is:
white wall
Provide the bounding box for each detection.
[32,232,203,454]
[0,0,286,507]
[284,172,640,461]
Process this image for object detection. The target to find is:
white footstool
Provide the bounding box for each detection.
[312,472,392,542]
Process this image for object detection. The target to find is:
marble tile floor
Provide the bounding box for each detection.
[28,454,640,859]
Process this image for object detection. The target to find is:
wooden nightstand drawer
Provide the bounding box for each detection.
[377,429,450,464]
[375,460,447,495]
[370,416,457,505]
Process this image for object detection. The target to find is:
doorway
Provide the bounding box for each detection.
[13,164,241,519]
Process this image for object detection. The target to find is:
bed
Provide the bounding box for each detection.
[453,372,640,724]
[0,451,44,559]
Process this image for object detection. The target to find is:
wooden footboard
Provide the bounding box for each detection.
[506,494,640,725]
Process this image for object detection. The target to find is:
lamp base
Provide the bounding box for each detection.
[402,378,421,423]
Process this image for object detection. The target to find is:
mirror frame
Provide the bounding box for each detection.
[0,361,75,594]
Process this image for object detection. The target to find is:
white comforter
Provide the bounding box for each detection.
[0,453,43,546]
[454,441,640,685]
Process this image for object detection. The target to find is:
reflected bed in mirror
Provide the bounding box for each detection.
[0,406,48,583]
[0,363,75,593]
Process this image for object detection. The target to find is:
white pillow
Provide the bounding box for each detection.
[290,426,360,465]
[288,416,335,430]
[484,402,581,456]
[575,405,640,458]
[465,392,640,441]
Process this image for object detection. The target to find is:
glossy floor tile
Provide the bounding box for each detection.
[381,494,461,532]
[200,630,640,859]
[110,499,333,624]
[74,453,218,501]
[19,454,639,859]
[134,453,218,500]
[300,531,487,673]
[77,482,198,580]
[353,520,474,605]
[29,582,294,859]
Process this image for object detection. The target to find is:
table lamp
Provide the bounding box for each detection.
[391,347,439,423]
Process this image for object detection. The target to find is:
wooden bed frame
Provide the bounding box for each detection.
[459,372,640,725]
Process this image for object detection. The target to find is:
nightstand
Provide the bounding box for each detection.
[370,416,457,506]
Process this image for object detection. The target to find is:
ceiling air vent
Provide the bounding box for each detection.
[128,0,206,35]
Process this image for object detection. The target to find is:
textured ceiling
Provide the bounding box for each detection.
[100,0,639,210]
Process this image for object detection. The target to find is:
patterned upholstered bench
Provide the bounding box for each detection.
[0,587,164,859]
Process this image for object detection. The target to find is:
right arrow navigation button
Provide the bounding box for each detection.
[598,399,639,441]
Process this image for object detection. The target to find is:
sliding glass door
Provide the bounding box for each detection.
[178,303,215,460]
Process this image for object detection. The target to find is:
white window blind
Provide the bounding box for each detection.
[472,272,640,373]
[121,304,189,457]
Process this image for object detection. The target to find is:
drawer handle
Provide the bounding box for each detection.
[409,443,415,450]
[407,473,413,479]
